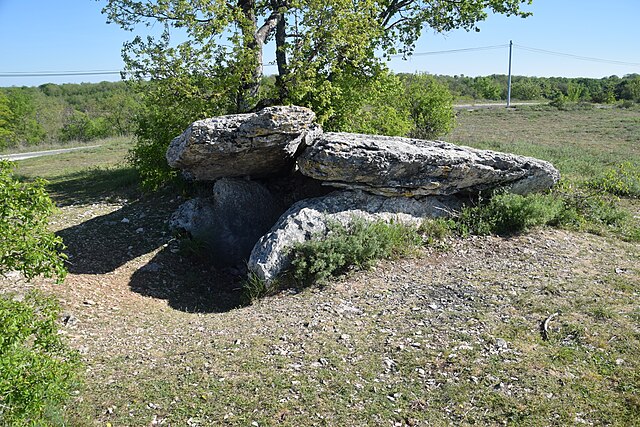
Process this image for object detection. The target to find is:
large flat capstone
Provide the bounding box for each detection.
[297,132,560,196]
[167,106,321,181]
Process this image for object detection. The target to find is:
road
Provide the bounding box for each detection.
[454,101,542,110]
[0,145,102,161]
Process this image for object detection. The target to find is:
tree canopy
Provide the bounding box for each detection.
[102,0,533,114]
[100,0,533,188]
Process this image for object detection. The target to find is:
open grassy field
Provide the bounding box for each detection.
[2,106,640,426]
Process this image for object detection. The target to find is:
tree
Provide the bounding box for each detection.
[473,76,502,100]
[101,0,533,188]
[5,89,46,146]
[404,73,455,139]
[0,92,15,149]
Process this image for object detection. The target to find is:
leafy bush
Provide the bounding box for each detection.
[0,161,66,282]
[510,80,541,100]
[454,189,632,239]
[128,77,233,190]
[586,163,640,198]
[404,73,456,139]
[0,291,79,426]
[456,192,565,236]
[290,219,422,285]
[473,76,503,100]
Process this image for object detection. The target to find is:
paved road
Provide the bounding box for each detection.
[0,145,102,161]
[454,102,543,110]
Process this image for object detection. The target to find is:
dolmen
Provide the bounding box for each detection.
[166,106,560,283]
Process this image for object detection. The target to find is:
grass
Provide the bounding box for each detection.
[11,136,139,206]
[448,106,640,183]
[3,106,640,426]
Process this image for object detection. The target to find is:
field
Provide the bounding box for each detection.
[2,105,640,426]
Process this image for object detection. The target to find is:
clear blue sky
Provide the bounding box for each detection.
[1,0,639,87]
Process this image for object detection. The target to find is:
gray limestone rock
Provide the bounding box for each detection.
[167,106,322,181]
[247,190,459,283]
[297,132,560,196]
[169,178,284,267]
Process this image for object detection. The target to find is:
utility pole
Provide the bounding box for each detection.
[507,40,513,108]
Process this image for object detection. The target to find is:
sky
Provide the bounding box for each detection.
[0,0,639,87]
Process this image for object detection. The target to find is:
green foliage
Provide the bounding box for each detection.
[452,188,632,239]
[59,111,111,142]
[0,161,67,283]
[586,163,640,198]
[240,270,280,305]
[566,82,585,102]
[510,79,541,100]
[456,192,566,236]
[128,76,231,190]
[0,291,79,426]
[616,75,640,102]
[404,73,456,139]
[0,93,15,149]
[4,89,45,147]
[290,219,422,285]
[320,71,413,136]
[473,76,503,100]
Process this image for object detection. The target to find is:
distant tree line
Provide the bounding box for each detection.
[1,73,639,152]
[0,81,141,150]
[427,73,640,104]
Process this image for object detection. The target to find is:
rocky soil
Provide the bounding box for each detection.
[2,195,639,426]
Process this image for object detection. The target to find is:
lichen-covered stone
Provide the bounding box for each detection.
[297,132,560,196]
[167,106,321,181]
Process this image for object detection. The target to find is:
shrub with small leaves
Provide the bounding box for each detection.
[586,163,640,198]
[0,291,79,426]
[457,192,565,236]
[0,161,66,283]
[290,219,422,285]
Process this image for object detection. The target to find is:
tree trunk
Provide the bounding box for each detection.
[237,0,262,113]
[274,10,289,104]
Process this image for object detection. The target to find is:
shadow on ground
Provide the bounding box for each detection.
[128,247,243,313]
[44,167,139,207]
[56,190,242,313]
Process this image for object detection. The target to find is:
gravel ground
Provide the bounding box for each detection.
[2,197,639,426]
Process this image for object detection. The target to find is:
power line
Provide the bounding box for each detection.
[515,44,640,66]
[1,43,638,78]
[0,45,511,77]
[0,71,123,77]
[392,44,509,58]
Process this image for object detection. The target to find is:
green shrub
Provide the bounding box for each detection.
[0,291,79,426]
[586,163,640,198]
[457,192,565,236]
[557,190,628,229]
[418,218,455,243]
[290,219,422,285]
[128,77,233,191]
[0,161,66,282]
[404,74,456,139]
